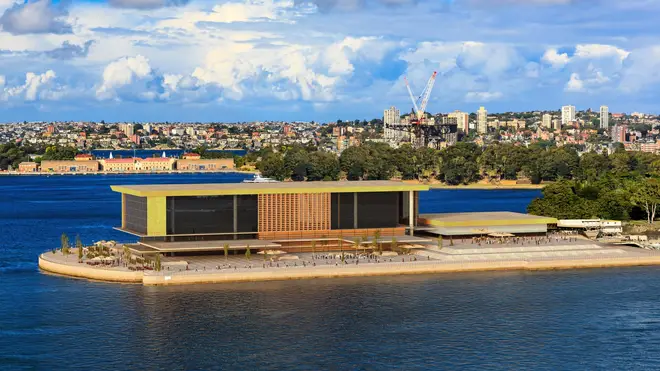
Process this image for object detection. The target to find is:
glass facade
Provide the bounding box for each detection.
[124,195,147,234]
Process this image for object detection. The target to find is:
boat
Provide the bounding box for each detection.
[243,174,279,183]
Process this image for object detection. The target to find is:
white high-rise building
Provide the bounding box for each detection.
[561,105,576,126]
[448,110,469,134]
[142,124,152,134]
[600,105,609,129]
[542,114,552,129]
[477,106,488,134]
[383,106,400,141]
[383,106,400,126]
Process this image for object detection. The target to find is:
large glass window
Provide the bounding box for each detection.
[124,195,147,234]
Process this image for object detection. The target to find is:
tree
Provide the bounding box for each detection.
[630,178,660,224]
[61,233,70,255]
[224,243,229,261]
[155,254,162,272]
[257,153,288,181]
[391,236,398,253]
[245,244,251,261]
[76,235,83,262]
[437,235,443,249]
[373,230,382,253]
[311,240,316,257]
[123,245,131,265]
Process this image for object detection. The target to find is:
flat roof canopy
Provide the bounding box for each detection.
[419,212,557,228]
[138,240,281,253]
[111,180,429,197]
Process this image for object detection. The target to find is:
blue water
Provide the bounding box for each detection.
[2,175,660,370]
[90,149,247,159]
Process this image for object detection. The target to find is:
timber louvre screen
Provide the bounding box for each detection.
[258,193,330,232]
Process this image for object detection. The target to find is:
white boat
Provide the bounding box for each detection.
[243,174,279,183]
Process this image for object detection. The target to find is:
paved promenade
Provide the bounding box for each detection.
[38,237,660,286]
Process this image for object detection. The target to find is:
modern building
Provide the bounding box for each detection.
[477,106,488,134]
[600,105,609,129]
[176,159,234,171]
[418,212,557,237]
[448,110,469,134]
[561,105,576,126]
[111,181,429,253]
[542,114,552,129]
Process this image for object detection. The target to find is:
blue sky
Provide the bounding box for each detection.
[0,0,659,122]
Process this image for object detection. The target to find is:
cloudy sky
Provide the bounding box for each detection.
[0,0,658,122]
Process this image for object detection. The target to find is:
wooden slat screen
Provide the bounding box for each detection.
[258,193,330,232]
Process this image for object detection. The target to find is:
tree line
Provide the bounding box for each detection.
[255,142,660,186]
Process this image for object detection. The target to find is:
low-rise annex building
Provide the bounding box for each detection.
[176,158,234,171]
[18,162,38,173]
[40,160,99,173]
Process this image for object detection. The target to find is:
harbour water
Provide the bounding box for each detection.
[2,174,660,370]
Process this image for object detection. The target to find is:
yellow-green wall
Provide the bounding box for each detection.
[147,197,167,236]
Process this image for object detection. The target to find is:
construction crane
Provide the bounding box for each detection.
[404,71,437,125]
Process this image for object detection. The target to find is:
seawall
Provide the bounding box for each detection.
[39,253,660,286]
[38,254,143,283]
[141,256,660,286]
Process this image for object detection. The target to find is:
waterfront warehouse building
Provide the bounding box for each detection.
[112,181,429,253]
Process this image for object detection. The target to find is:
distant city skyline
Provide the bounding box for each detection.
[0,0,659,121]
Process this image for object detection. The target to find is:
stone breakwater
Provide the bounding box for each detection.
[39,249,660,286]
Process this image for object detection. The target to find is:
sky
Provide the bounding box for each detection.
[0,0,659,122]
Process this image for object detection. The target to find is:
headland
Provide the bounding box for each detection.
[38,180,660,285]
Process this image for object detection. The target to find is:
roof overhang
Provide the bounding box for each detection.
[110,181,429,197]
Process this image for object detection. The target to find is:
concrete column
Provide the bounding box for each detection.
[409,191,414,236]
[233,195,238,240]
[354,192,358,229]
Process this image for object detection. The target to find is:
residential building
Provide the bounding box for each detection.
[552,119,561,131]
[561,105,576,126]
[542,114,552,129]
[448,110,469,133]
[612,125,627,143]
[119,123,134,137]
[600,105,609,129]
[383,106,400,126]
[477,106,488,134]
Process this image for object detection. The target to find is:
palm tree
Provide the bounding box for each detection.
[245,244,251,261]
[391,236,398,253]
[224,243,229,261]
[155,254,162,272]
[437,235,443,249]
